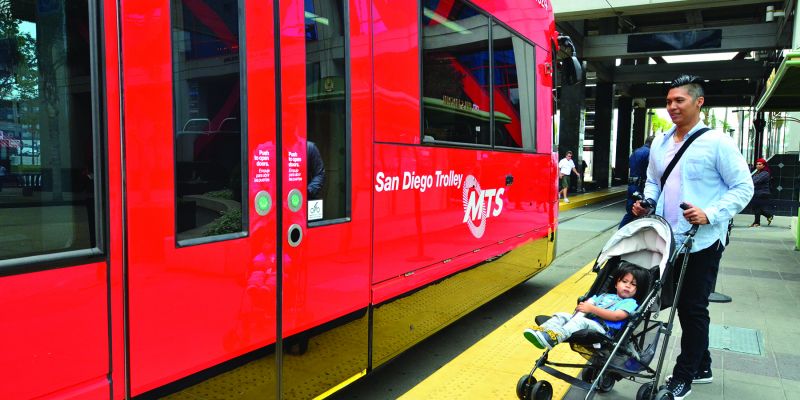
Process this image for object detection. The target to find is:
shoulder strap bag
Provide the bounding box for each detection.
[660,127,711,187]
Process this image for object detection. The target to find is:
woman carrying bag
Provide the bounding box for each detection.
[751,157,774,227]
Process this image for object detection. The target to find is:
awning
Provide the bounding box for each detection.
[756,51,800,111]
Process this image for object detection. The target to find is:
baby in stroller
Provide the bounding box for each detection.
[524,262,650,350]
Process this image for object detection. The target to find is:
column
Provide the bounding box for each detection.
[632,104,647,149]
[615,96,633,185]
[558,80,585,163]
[592,82,613,188]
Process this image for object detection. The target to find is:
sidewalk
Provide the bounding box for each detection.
[559,186,627,212]
[564,213,800,400]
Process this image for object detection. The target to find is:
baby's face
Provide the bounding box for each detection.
[615,273,637,299]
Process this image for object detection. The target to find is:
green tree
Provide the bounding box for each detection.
[650,111,672,134]
[0,0,38,102]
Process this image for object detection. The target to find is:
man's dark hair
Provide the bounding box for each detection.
[669,74,705,99]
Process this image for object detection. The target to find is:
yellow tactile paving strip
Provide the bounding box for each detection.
[399,261,597,400]
[559,187,626,212]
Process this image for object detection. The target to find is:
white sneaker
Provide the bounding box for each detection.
[564,198,570,203]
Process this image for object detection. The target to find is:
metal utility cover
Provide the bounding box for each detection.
[708,324,764,356]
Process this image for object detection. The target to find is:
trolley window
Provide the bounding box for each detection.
[0,1,102,263]
[491,22,535,150]
[171,0,246,244]
[305,0,350,225]
[421,0,491,147]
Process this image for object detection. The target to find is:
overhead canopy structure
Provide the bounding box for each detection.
[756,52,800,111]
[553,0,795,107]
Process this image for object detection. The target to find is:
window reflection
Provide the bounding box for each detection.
[0,1,98,261]
[305,0,348,223]
[422,0,490,145]
[172,0,245,242]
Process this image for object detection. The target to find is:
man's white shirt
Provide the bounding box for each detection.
[558,158,575,176]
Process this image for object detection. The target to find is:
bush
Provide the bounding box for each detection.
[204,189,234,200]
[204,208,243,236]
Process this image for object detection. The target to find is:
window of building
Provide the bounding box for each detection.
[0,1,101,262]
[172,0,246,243]
[305,0,350,224]
[492,22,535,150]
[421,0,491,146]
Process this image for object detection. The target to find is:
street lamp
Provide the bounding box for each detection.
[731,109,748,153]
[645,109,655,137]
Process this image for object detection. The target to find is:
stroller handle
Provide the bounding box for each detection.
[680,202,701,237]
[631,191,656,214]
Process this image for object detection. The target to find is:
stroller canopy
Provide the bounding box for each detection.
[596,216,674,279]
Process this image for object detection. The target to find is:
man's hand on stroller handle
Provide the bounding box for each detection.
[630,191,655,217]
[681,202,709,225]
[630,194,709,225]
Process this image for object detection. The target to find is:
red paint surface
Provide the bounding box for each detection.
[0,264,109,400]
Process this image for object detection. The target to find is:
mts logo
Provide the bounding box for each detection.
[461,175,505,238]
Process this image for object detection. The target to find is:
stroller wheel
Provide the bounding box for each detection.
[654,388,674,400]
[581,367,597,383]
[528,380,553,400]
[597,374,615,393]
[516,375,535,399]
[581,368,615,393]
[636,382,655,400]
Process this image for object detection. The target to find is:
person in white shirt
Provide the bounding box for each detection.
[558,151,580,203]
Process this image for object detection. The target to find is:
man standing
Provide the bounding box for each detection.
[558,151,580,203]
[619,135,653,228]
[632,75,752,399]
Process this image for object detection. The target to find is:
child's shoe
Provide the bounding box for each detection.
[523,327,558,349]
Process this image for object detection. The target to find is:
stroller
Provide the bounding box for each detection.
[516,214,700,400]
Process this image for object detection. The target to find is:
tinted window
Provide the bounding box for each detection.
[0,1,99,261]
[305,0,349,223]
[171,0,245,242]
[421,0,490,146]
[492,23,535,150]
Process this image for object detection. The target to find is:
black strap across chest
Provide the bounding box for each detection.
[660,127,711,187]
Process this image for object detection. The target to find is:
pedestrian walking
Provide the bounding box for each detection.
[750,157,774,227]
[558,151,580,203]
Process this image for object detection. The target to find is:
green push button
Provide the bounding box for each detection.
[254,191,272,216]
[287,189,303,212]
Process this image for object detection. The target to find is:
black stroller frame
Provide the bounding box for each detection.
[516,216,700,400]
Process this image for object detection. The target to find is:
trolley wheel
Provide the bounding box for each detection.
[528,380,553,400]
[516,375,535,400]
[654,388,674,400]
[636,382,655,400]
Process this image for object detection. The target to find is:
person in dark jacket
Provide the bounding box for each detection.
[307,140,325,200]
[750,157,773,227]
[619,135,654,228]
